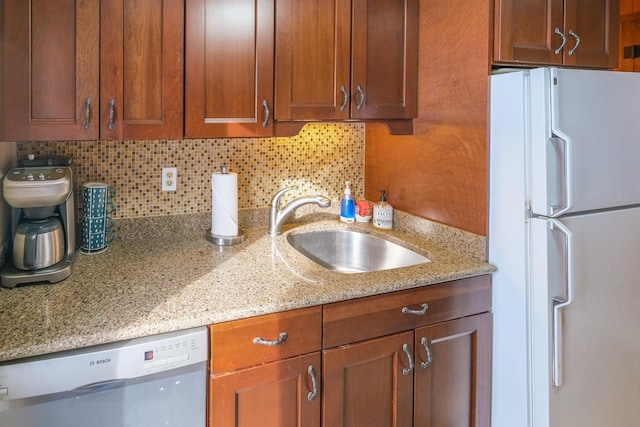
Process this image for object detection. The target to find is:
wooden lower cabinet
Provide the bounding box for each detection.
[209,352,321,427]
[208,277,492,427]
[414,313,492,427]
[322,313,491,427]
[323,331,415,427]
[208,306,323,427]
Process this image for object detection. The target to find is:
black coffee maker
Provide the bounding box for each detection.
[1,157,76,288]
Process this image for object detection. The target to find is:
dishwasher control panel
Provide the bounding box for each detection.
[142,334,203,373]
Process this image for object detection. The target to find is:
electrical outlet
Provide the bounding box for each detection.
[161,167,177,191]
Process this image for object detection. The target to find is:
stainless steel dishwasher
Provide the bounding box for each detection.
[0,326,208,427]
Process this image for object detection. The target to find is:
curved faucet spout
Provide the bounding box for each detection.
[268,187,331,236]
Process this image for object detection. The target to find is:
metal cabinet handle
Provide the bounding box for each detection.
[568,29,580,56]
[108,98,115,130]
[402,303,428,316]
[84,98,91,130]
[420,337,433,369]
[339,85,349,112]
[253,332,288,346]
[307,365,318,401]
[355,85,365,111]
[401,343,414,376]
[554,27,567,55]
[262,100,270,128]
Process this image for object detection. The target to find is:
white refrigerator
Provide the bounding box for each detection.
[489,67,640,427]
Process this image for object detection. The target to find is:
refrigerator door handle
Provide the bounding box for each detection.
[549,135,573,217]
[549,219,574,387]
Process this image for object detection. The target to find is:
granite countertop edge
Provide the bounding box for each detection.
[0,210,495,362]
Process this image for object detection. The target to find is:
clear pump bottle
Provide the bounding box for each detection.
[373,189,393,229]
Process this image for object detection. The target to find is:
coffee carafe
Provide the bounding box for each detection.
[1,159,76,288]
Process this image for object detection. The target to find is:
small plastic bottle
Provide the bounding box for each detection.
[373,189,393,230]
[340,181,355,223]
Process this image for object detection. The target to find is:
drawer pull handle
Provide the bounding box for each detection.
[253,332,288,346]
[355,85,365,111]
[568,29,580,56]
[402,343,414,376]
[420,337,433,369]
[339,85,349,111]
[554,27,567,55]
[108,98,115,130]
[402,303,429,316]
[83,98,91,130]
[307,365,318,401]
[262,99,270,128]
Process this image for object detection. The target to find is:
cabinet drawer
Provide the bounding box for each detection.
[210,306,322,374]
[323,276,490,348]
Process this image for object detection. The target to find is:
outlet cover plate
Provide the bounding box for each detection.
[162,167,177,191]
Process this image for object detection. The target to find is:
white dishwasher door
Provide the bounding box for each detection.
[0,327,208,427]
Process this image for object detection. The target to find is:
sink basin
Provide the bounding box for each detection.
[286,230,430,273]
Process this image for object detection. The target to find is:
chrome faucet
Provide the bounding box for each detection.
[268,186,331,236]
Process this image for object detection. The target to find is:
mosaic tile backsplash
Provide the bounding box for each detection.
[16,123,365,221]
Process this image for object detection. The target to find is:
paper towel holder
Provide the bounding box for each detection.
[206,165,245,246]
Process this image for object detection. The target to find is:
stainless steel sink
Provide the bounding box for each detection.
[286,230,430,273]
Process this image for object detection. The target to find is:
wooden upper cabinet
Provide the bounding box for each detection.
[494,0,619,69]
[621,0,640,14]
[3,0,100,141]
[275,0,418,121]
[350,0,418,120]
[100,0,184,140]
[2,0,184,141]
[275,0,351,121]
[185,0,275,138]
[564,0,619,67]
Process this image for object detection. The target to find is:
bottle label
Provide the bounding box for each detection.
[373,207,393,229]
[340,215,355,223]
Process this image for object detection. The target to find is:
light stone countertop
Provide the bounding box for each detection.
[0,212,495,362]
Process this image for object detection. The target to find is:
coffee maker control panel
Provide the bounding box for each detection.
[3,167,73,208]
[7,167,71,183]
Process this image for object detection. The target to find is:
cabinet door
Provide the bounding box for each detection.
[414,313,492,427]
[350,0,418,119]
[100,0,184,140]
[274,0,351,120]
[620,15,640,71]
[494,0,565,65]
[3,0,100,140]
[185,0,274,137]
[210,352,321,427]
[322,331,414,427]
[563,0,619,68]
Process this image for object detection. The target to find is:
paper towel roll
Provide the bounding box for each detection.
[211,171,239,236]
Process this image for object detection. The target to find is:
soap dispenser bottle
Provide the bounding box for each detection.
[340,181,355,223]
[373,189,393,229]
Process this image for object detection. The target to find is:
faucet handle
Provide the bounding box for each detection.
[270,185,298,207]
